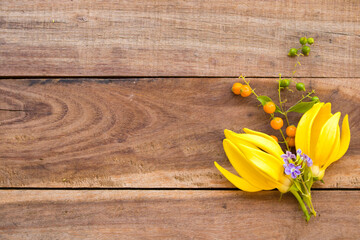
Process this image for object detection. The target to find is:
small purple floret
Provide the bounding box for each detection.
[281,151,296,161]
[301,153,313,167]
[284,163,301,179]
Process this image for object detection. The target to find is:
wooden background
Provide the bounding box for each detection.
[0,1,359,239]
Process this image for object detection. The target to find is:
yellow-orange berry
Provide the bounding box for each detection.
[270,135,278,142]
[232,82,243,95]
[286,125,297,137]
[270,117,283,130]
[286,137,295,147]
[240,85,252,97]
[263,102,276,114]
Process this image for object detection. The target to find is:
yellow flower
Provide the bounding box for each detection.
[214,128,292,193]
[295,102,350,179]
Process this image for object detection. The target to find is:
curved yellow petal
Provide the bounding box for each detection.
[243,128,278,145]
[296,103,324,155]
[223,139,275,190]
[239,144,284,182]
[311,165,325,179]
[315,112,341,168]
[214,162,262,192]
[277,175,292,193]
[225,129,283,162]
[310,103,332,158]
[322,114,351,170]
[321,125,340,170]
[224,129,257,150]
[336,114,351,161]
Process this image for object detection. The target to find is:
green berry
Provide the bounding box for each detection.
[280,79,290,88]
[288,48,298,57]
[296,83,306,91]
[307,38,314,45]
[311,96,320,102]
[302,46,311,56]
[299,37,307,45]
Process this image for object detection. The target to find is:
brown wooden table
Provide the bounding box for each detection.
[0,1,359,239]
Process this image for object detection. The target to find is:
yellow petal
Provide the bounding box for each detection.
[310,103,332,158]
[225,129,283,162]
[336,114,351,160]
[321,125,340,170]
[277,175,292,193]
[295,102,324,155]
[243,128,278,144]
[223,139,275,190]
[322,114,351,170]
[214,162,262,192]
[315,112,341,168]
[224,129,257,150]
[311,165,325,179]
[239,144,284,182]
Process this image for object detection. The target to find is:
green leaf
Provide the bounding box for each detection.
[257,96,282,113]
[275,105,282,113]
[287,102,315,113]
[257,96,273,106]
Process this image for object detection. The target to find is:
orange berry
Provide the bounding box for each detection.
[270,117,283,130]
[240,85,252,97]
[286,125,297,137]
[270,135,278,142]
[232,82,243,95]
[286,137,295,147]
[263,102,276,114]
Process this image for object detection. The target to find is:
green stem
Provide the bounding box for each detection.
[285,90,315,114]
[300,178,316,216]
[279,128,290,151]
[278,79,290,125]
[284,112,290,126]
[277,75,291,151]
[241,76,259,98]
[278,75,285,113]
[290,53,302,83]
[290,187,311,222]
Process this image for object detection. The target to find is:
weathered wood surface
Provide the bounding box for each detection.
[1,0,359,77]
[0,190,359,239]
[0,78,359,188]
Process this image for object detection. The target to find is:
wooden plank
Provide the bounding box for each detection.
[0,78,359,188]
[0,0,359,77]
[0,190,359,239]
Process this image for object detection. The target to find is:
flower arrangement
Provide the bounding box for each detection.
[214,37,351,221]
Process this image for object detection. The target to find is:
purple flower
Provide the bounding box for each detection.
[283,162,288,169]
[301,153,313,167]
[296,149,302,155]
[281,151,296,161]
[284,163,301,179]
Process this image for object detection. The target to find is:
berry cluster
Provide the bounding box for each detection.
[288,36,314,57]
[231,38,318,151]
[231,82,251,97]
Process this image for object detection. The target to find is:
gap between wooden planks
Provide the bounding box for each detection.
[0,0,359,77]
[0,78,359,188]
[0,190,359,239]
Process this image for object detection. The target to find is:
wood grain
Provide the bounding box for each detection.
[0,190,359,239]
[0,78,359,188]
[0,0,359,77]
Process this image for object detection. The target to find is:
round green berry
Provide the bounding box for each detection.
[299,37,307,45]
[296,83,306,91]
[307,38,314,45]
[288,48,298,57]
[311,96,320,102]
[302,46,311,56]
[280,79,290,88]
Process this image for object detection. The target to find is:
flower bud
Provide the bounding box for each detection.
[296,83,306,91]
